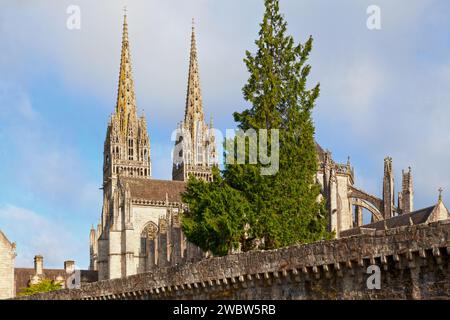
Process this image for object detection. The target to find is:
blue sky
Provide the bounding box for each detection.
[1,0,450,268]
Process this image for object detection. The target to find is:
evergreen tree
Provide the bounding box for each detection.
[182,167,250,256]
[182,0,332,255]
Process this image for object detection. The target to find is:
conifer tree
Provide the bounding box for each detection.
[182,0,331,255]
[182,167,250,256]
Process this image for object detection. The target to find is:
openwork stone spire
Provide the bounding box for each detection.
[116,13,137,135]
[103,13,151,188]
[184,18,205,133]
[172,19,217,182]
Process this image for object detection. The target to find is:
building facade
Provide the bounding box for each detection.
[0,230,15,299]
[91,15,210,280]
[90,14,449,281]
[315,148,431,237]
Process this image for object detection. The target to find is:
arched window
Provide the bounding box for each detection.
[141,222,158,255]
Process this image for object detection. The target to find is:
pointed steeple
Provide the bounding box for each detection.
[102,11,151,188]
[172,19,217,182]
[116,11,137,135]
[184,18,205,132]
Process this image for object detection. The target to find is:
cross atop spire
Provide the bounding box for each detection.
[438,187,443,201]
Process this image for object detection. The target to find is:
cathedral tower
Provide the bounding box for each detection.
[103,13,151,190]
[96,13,151,279]
[172,20,217,182]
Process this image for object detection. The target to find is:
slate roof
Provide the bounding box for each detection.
[121,178,186,203]
[339,204,447,238]
[14,268,98,296]
[362,206,436,231]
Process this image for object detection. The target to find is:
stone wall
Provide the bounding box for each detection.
[0,231,15,299]
[17,220,450,300]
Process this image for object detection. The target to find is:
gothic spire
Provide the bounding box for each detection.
[116,11,137,135]
[184,18,204,131]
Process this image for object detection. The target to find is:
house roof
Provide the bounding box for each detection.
[14,268,98,296]
[121,178,186,203]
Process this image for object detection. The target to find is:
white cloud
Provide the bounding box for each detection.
[0,204,84,268]
[0,0,449,239]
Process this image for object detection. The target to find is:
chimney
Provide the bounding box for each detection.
[64,260,75,274]
[34,255,44,275]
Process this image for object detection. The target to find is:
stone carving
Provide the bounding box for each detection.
[142,223,158,240]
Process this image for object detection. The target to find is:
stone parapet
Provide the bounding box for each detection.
[16,220,450,300]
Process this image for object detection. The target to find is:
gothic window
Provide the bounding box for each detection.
[128,139,134,160]
[141,222,158,255]
[140,237,147,254]
[197,145,203,163]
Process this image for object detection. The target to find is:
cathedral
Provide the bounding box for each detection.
[89,15,216,281]
[89,14,449,281]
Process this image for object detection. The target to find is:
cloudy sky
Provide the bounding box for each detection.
[1,0,449,268]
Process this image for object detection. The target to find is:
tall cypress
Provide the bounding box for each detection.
[182,0,331,255]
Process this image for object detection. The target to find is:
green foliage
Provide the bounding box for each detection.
[18,279,62,296]
[182,0,332,255]
[182,167,250,256]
